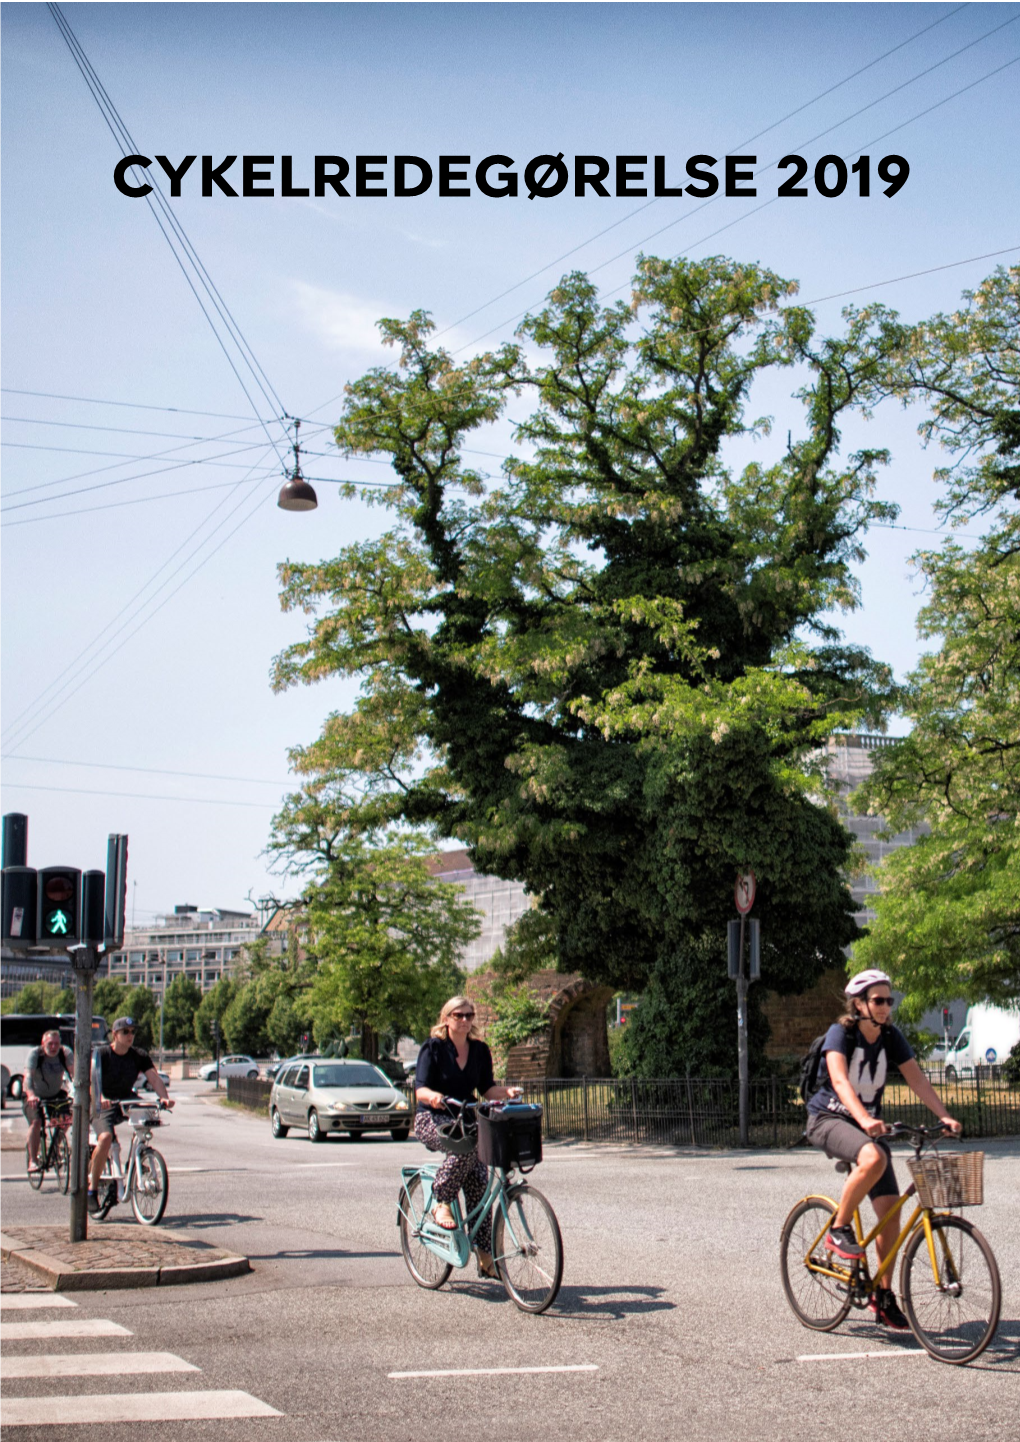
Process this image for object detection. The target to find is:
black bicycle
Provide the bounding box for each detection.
[27,1098,72,1195]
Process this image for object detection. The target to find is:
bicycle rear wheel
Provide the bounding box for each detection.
[780,1198,853,1331]
[130,1147,168,1226]
[901,1215,1001,1364]
[399,1174,452,1289]
[492,1183,563,1314]
[53,1129,71,1195]
[26,1142,44,1190]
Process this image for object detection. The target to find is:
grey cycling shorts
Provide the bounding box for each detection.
[806,1111,900,1201]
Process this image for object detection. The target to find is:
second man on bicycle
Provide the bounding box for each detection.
[88,1016,174,1215]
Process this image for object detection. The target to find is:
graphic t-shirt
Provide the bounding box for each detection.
[96,1044,154,1101]
[414,1036,495,1114]
[807,1022,913,1120]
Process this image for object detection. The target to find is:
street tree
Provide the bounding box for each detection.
[194,976,237,1053]
[274,256,900,1072]
[269,795,478,1059]
[1,981,73,1015]
[853,267,1019,1016]
[161,974,203,1056]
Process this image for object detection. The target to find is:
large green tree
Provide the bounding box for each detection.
[1,981,74,1015]
[274,256,900,1073]
[853,267,1019,1016]
[160,974,203,1055]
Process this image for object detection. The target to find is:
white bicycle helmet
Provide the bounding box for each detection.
[845,968,892,997]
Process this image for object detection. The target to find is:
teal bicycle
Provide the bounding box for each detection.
[397,1099,564,1313]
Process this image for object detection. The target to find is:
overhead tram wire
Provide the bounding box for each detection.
[1,783,279,811]
[2,755,293,786]
[1,388,269,422]
[0,465,282,752]
[46,5,288,468]
[433,2,971,339]
[457,45,1020,354]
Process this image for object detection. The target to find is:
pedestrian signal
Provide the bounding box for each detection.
[37,867,81,945]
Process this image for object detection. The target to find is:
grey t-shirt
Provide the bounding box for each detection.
[26,1045,73,1099]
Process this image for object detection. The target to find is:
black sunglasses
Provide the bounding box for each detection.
[450,1011,475,1020]
[868,997,894,1006]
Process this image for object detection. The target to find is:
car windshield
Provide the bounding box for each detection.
[312,1063,391,1089]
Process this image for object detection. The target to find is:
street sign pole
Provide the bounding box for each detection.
[733,871,756,1148]
[68,945,96,1243]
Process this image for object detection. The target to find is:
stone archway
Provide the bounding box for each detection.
[470,971,614,1080]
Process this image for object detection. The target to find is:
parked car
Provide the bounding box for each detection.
[198,1054,261,1081]
[134,1069,171,1093]
[270,1057,412,1142]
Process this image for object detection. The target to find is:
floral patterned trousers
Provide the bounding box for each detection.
[414,1109,491,1250]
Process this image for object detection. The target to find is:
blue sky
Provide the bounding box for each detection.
[2,2,1018,918]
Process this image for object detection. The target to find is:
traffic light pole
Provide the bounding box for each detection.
[68,946,96,1243]
[736,913,749,1148]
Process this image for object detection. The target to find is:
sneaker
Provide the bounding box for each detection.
[870,1287,910,1330]
[87,1191,100,1215]
[825,1224,864,1259]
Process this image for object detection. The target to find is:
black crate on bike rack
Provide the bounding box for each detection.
[477,1104,543,1172]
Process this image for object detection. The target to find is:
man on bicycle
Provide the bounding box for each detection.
[88,1016,173,1214]
[805,969,961,1329]
[24,1029,72,1172]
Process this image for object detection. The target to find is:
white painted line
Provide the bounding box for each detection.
[797,1350,925,1362]
[0,1293,78,1310]
[0,1319,132,1341]
[389,1364,599,1379]
[2,1390,282,1425]
[3,1351,200,1378]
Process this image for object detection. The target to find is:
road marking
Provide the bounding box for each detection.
[389,1364,599,1379]
[2,1391,282,1424]
[797,1350,925,1362]
[3,1351,200,1377]
[292,1162,354,1169]
[0,1319,132,1340]
[0,1294,79,1310]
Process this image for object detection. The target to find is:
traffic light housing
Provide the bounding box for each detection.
[82,870,106,945]
[104,834,128,949]
[37,866,81,944]
[2,867,37,944]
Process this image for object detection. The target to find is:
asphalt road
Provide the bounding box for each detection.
[2,1081,1018,1441]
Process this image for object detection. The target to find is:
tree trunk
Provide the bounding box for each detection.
[360,1021,379,1064]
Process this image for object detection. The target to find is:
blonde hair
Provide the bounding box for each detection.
[431,995,481,1041]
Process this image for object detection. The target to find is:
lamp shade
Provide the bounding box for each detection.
[277,475,318,511]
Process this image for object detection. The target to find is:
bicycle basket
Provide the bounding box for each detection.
[907,1151,984,1208]
[477,1104,543,1173]
[434,1112,478,1155]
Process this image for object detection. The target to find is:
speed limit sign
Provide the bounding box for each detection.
[735,871,756,915]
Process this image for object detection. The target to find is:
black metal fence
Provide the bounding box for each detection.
[226,1072,1019,1145]
[227,1077,273,1112]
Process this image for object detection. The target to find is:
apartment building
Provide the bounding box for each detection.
[102,904,268,997]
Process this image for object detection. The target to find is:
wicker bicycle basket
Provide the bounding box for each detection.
[907,1151,984,1208]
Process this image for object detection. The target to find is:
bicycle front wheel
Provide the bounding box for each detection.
[53,1129,71,1195]
[26,1142,44,1190]
[493,1183,563,1314]
[901,1215,1001,1364]
[399,1174,452,1290]
[780,1198,853,1332]
[130,1147,168,1226]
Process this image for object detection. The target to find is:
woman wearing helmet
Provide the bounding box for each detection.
[805,968,961,1329]
[414,995,523,1276]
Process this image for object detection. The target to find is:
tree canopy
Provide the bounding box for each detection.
[852,266,1019,1016]
[274,255,902,1073]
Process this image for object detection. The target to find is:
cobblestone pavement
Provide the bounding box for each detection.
[0,1254,51,1291]
[0,1223,236,1278]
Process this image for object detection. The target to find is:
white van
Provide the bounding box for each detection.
[942,1004,1020,1080]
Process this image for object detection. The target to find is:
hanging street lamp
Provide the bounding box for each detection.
[277,417,318,512]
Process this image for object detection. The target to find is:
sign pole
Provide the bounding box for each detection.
[733,871,756,1149]
[68,946,95,1243]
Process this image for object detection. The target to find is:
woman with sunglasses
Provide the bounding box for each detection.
[414,995,523,1277]
[805,969,961,1329]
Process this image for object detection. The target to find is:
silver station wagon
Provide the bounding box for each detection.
[270,1057,412,1143]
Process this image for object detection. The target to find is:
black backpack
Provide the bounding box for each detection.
[799,1033,829,1105]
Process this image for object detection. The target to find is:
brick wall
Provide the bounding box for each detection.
[761,966,848,1058]
[466,970,614,1079]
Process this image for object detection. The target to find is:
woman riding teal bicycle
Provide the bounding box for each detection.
[414,995,522,1277]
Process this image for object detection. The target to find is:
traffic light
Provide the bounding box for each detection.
[943,1007,951,1027]
[748,918,761,981]
[37,866,81,944]
[2,867,37,944]
[104,834,128,949]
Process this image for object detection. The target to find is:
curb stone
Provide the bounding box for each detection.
[0,1228,251,1291]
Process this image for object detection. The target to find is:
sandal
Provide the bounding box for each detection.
[476,1251,498,1279]
[431,1204,457,1231]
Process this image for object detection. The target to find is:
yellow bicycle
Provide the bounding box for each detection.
[780,1122,1001,1364]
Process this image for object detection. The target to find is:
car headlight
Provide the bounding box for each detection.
[329,1101,350,1112]
[392,1099,409,1111]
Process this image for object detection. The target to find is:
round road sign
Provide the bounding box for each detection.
[735,871,756,915]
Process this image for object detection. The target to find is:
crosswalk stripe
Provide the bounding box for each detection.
[0,1319,132,1340]
[3,1351,200,1378]
[0,1294,79,1310]
[2,1390,283,1424]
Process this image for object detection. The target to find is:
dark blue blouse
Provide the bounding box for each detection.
[414,1036,495,1114]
